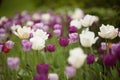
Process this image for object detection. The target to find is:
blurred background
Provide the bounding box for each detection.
[0,0,120,26]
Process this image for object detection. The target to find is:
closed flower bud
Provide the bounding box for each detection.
[87,54,95,64]
[46,44,56,52]
[36,63,49,75]
[58,37,69,47]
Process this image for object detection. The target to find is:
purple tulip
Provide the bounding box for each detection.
[47,32,52,39]
[110,42,120,59]
[21,40,32,51]
[69,33,78,44]
[53,29,62,36]
[87,54,95,64]
[36,63,49,75]
[34,74,48,80]
[68,26,77,33]
[58,37,69,47]
[103,53,117,67]
[0,28,5,33]
[7,57,20,69]
[99,42,107,54]
[5,40,14,49]
[53,24,62,30]
[46,44,56,52]
[33,19,41,24]
[65,66,76,78]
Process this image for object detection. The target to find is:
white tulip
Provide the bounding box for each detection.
[30,36,45,50]
[13,26,31,39]
[70,19,82,29]
[32,13,40,20]
[81,14,99,27]
[68,47,87,69]
[32,29,49,41]
[0,16,8,24]
[26,21,34,27]
[41,13,51,23]
[98,24,118,39]
[79,30,99,47]
[71,8,84,20]
[48,73,59,80]
[11,25,21,31]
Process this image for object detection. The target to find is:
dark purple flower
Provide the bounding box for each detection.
[36,63,49,75]
[98,42,106,54]
[110,42,120,59]
[47,32,52,39]
[87,54,95,64]
[21,40,32,51]
[34,74,48,80]
[103,53,117,67]
[58,37,69,47]
[68,26,77,33]
[46,44,56,52]
[33,19,41,24]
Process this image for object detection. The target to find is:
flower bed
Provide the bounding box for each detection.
[0,8,120,80]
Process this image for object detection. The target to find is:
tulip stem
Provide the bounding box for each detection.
[90,47,94,53]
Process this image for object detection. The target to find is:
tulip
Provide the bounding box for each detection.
[34,74,48,80]
[5,40,14,49]
[58,37,69,47]
[65,66,76,78]
[3,44,9,53]
[36,63,49,75]
[53,24,62,30]
[110,42,120,59]
[71,8,84,20]
[53,29,62,36]
[68,47,87,68]
[41,13,51,23]
[7,57,20,69]
[70,19,82,29]
[13,26,31,39]
[98,24,118,39]
[32,29,49,41]
[81,14,99,27]
[30,36,45,50]
[79,30,99,47]
[103,53,117,67]
[46,44,56,52]
[48,73,59,80]
[21,40,32,51]
[69,33,78,43]
[87,54,95,64]
[68,26,77,33]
